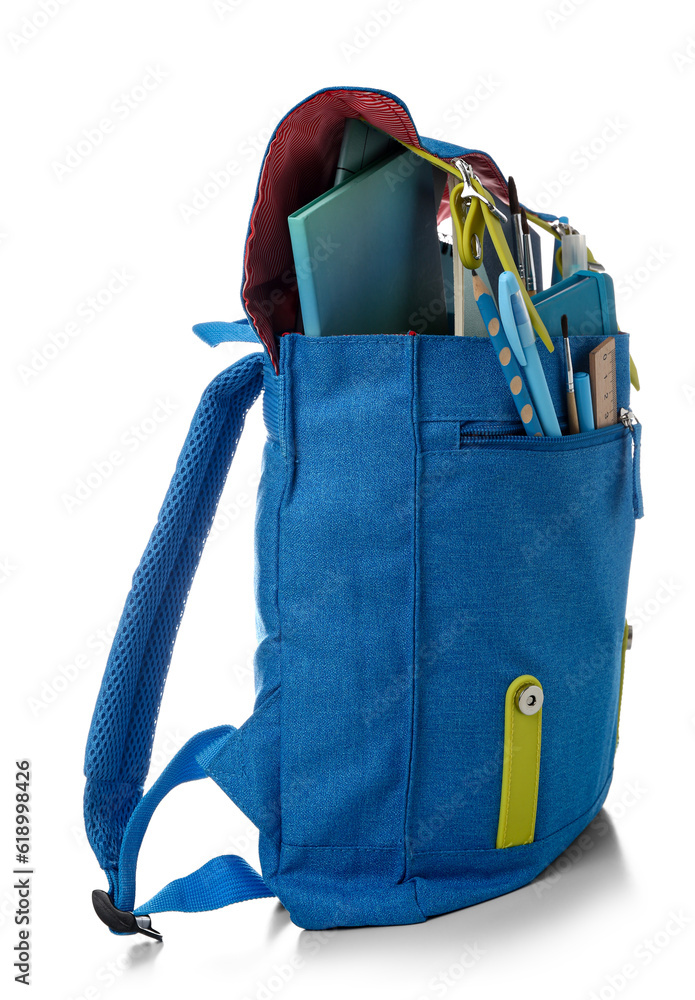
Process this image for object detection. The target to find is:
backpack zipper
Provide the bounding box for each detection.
[459,421,525,444]
[619,408,644,518]
[459,420,632,448]
[459,411,643,518]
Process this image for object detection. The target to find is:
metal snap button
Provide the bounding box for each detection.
[517,684,543,715]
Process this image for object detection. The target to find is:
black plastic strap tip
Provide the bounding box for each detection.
[92,890,163,942]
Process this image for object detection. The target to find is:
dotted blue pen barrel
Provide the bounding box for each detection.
[472,273,544,437]
[574,372,595,432]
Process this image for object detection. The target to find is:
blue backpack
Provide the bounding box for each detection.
[84,86,643,939]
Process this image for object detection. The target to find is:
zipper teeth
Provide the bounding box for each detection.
[460,423,628,444]
[460,423,523,434]
[460,430,525,441]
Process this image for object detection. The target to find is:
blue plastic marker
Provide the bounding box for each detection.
[574,372,595,432]
[498,272,562,437]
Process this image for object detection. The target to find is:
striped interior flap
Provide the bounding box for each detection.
[239,87,508,370]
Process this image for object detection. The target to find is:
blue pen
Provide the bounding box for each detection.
[498,272,562,437]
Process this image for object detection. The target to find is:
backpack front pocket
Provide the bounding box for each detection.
[408,420,640,860]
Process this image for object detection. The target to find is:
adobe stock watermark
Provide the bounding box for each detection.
[0,885,18,933]
[681,373,695,405]
[295,235,340,282]
[7,0,73,54]
[52,66,168,180]
[614,246,671,302]
[671,35,695,73]
[588,909,692,999]
[225,819,259,856]
[208,472,261,542]
[238,881,361,999]
[407,682,504,856]
[178,107,283,223]
[427,76,503,136]
[70,729,187,849]
[628,577,682,637]
[414,943,486,998]
[544,0,592,30]
[563,625,631,699]
[27,617,118,717]
[65,939,161,1000]
[407,754,502,857]
[241,930,337,1000]
[534,783,647,897]
[0,556,17,586]
[533,116,628,212]
[340,2,407,63]
[17,267,134,385]
[520,456,627,568]
[384,155,443,330]
[227,650,255,687]
[213,0,245,19]
[362,613,470,732]
[250,230,341,325]
[61,396,179,513]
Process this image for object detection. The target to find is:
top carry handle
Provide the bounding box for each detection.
[83,352,273,938]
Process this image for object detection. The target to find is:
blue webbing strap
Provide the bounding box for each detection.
[114,727,273,917]
[135,854,273,915]
[192,318,260,346]
[83,352,269,926]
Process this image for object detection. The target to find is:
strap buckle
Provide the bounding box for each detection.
[92,890,163,943]
[452,158,507,223]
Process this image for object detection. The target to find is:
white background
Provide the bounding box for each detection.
[2,1,693,997]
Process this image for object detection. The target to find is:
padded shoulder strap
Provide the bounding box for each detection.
[83,352,264,891]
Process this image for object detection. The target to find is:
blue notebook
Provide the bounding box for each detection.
[288,149,448,338]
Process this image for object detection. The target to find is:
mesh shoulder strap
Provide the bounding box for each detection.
[83,352,269,930]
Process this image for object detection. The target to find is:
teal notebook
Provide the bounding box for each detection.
[534,270,618,339]
[288,149,448,337]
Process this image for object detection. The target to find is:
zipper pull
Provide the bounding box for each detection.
[619,408,643,518]
[619,407,639,429]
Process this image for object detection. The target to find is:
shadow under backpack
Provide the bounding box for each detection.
[84,86,643,938]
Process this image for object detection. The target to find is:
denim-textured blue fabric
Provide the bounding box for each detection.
[84,332,641,930]
[84,85,642,933]
[222,333,639,928]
